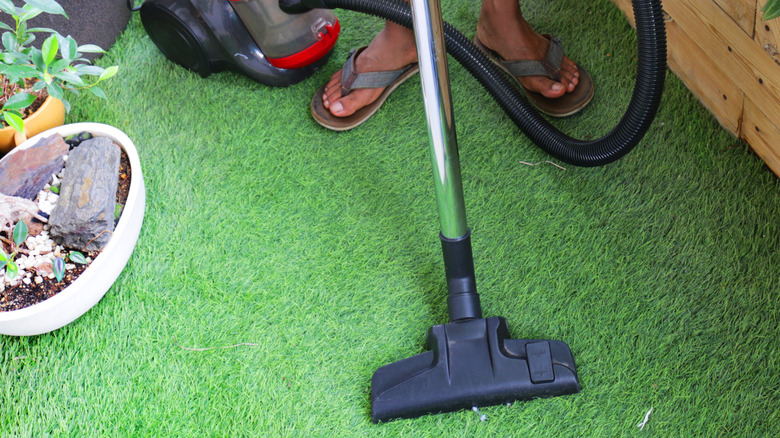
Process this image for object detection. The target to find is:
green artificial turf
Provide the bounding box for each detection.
[2,0,780,436]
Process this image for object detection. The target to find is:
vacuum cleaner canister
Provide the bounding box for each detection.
[140,0,340,86]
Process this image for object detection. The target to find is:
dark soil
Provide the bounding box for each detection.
[0,140,131,311]
[0,79,48,126]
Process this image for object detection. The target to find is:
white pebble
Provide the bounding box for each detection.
[22,277,31,285]
[34,276,43,284]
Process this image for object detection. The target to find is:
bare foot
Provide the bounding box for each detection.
[477,1,580,98]
[322,23,418,118]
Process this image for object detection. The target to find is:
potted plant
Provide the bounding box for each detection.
[0,122,145,336]
[0,0,117,154]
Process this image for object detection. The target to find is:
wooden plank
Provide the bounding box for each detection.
[609,0,744,134]
[755,8,780,65]
[663,0,780,131]
[742,97,780,176]
[666,20,744,135]
[610,0,780,175]
[713,0,757,37]
[611,0,635,26]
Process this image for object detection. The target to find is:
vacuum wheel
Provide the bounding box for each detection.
[140,2,213,77]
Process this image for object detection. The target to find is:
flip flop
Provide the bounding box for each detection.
[474,35,594,117]
[311,47,419,131]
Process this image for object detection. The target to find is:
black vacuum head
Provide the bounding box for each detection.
[371,316,580,423]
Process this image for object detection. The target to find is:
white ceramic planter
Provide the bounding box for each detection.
[0,123,145,336]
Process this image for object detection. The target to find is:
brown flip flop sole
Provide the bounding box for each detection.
[474,36,594,118]
[311,64,419,131]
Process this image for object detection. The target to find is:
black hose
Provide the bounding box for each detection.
[308,0,666,167]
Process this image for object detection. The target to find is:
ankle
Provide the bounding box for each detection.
[361,25,418,70]
[477,0,534,49]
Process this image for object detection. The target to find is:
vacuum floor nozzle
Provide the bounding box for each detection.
[371,316,580,423]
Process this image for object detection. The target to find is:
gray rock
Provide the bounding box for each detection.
[49,137,120,251]
[0,134,68,200]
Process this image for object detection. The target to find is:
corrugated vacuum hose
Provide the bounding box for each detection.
[281,0,667,166]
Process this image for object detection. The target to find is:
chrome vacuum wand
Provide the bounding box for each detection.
[368,0,580,422]
[280,0,584,423]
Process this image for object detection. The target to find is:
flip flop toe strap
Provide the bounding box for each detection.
[341,47,416,96]
[500,35,564,82]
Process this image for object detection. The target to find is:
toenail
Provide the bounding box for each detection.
[332,102,343,113]
[552,83,564,91]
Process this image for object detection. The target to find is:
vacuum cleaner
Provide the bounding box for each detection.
[138,0,340,86]
[140,0,666,424]
[280,0,666,423]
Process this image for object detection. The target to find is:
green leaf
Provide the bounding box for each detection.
[99,65,118,81]
[0,249,8,263]
[46,82,63,100]
[0,0,16,16]
[5,260,18,279]
[26,27,58,34]
[56,33,70,59]
[76,44,104,54]
[53,257,64,282]
[763,0,780,20]
[53,71,84,86]
[88,86,106,99]
[50,185,59,194]
[2,31,15,51]
[48,57,70,73]
[68,251,87,264]
[75,65,105,76]
[25,0,67,17]
[12,220,28,247]
[41,34,58,66]
[3,111,24,134]
[2,92,35,111]
[20,8,43,22]
[115,203,124,220]
[31,49,44,71]
[0,63,40,78]
[66,35,76,59]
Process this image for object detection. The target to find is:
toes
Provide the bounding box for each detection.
[329,93,364,117]
[523,76,567,98]
[556,57,579,93]
[559,69,579,93]
[322,71,344,108]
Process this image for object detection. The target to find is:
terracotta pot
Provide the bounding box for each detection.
[0,96,66,155]
[0,123,145,336]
